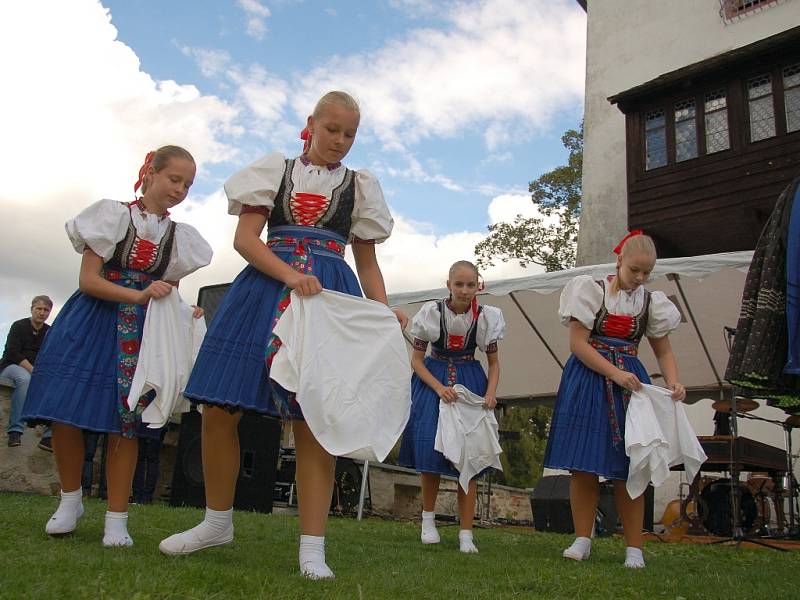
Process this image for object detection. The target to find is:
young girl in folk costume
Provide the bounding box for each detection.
[543,232,684,568]
[398,260,505,553]
[22,146,212,546]
[160,91,406,580]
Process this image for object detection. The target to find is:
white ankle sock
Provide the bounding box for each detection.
[103,511,133,547]
[299,535,334,580]
[199,507,234,537]
[563,536,592,561]
[45,488,84,535]
[158,507,234,555]
[624,546,645,568]
[421,510,440,544]
[459,529,478,554]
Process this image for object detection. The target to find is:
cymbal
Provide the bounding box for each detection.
[784,415,800,428]
[712,397,759,413]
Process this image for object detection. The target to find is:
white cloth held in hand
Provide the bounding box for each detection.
[127,288,207,427]
[269,290,412,462]
[434,384,503,492]
[624,383,707,498]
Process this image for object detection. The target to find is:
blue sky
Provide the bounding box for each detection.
[103,0,585,230]
[0,0,585,340]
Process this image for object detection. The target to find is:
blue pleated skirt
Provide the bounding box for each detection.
[183,226,362,418]
[543,336,651,480]
[22,274,161,439]
[397,353,488,477]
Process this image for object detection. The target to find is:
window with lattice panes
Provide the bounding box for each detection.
[704,90,730,154]
[674,98,698,162]
[747,73,776,142]
[645,109,667,170]
[785,63,800,133]
[720,0,786,21]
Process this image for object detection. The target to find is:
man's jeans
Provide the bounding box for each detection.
[1,364,51,438]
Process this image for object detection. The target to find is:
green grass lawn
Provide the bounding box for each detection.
[1,492,798,600]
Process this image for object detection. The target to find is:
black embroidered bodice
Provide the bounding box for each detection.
[591,280,651,342]
[268,158,357,240]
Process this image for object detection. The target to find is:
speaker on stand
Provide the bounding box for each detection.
[531,475,653,535]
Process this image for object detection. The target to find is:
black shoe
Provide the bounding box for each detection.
[38,437,53,452]
[7,432,21,447]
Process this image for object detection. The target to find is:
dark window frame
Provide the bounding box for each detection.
[635,81,737,177]
[721,0,784,22]
[632,60,800,179]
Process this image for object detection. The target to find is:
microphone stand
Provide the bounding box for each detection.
[710,327,785,550]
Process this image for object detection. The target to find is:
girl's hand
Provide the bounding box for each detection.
[286,273,322,296]
[137,280,173,304]
[611,369,642,392]
[669,382,686,402]
[483,394,497,410]
[437,385,458,403]
[392,308,408,330]
[191,305,204,319]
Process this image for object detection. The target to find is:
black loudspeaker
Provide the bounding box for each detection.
[532,475,654,535]
[531,475,573,533]
[196,283,232,326]
[170,409,282,513]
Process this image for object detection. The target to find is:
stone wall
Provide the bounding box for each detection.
[2,382,532,523]
[0,381,59,495]
[0,381,180,500]
[366,462,532,523]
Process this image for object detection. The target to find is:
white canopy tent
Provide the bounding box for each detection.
[389,251,753,405]
[387,251,800,522]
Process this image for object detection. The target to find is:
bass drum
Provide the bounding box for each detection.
[700,479,757,537]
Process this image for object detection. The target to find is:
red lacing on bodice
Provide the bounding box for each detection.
[599,313,636,339]
[592,280,650,342]
[290,192,330,226]
[447,335,466,350]
[127,238,158,271]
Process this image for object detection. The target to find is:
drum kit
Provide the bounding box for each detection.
[662,398,800,540]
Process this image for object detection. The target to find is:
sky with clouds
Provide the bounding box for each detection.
[0,0,585,340]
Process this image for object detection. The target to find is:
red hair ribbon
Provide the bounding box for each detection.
[470,277,485,320]
[613,229,644,255]
[133,151,156,194]
[300,127,311,154]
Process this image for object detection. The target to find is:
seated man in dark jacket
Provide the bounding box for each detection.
[1,295,53,449]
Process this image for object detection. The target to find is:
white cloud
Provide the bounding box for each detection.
[388,0,446,18]
[290,0,585,150]
[369,193,547,296]
[0,0,239,340]
[483,152,513,164]
[238,0,271,39]
[488,193,538,224]
[181,46,231,78]
[182,0,584,194]
[177,193,547,307]
[0,0,579,341]
[228,64,289,125]
[239,0,271,17]
[373,153,464,192]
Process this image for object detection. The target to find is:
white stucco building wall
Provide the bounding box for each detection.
[570,0,800,529]
[577,0,800,266]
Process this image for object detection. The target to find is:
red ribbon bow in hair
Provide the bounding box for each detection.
[133,151,156,194]
[300,127,311,154]
[613,230,644,255]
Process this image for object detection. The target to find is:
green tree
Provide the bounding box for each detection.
[495,404,552,489]
[475,123,583,273]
